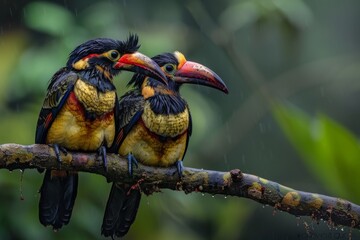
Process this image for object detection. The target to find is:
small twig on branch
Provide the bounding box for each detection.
[0,143,359,230]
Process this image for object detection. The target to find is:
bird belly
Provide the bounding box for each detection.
[46,92,115,151]
[119,122,188,167]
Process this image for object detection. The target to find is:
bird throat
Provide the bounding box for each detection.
[142,100,189,138]
[74,79,116,116]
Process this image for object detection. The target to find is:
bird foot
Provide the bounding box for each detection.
[49,144,68,167]
[176,160,184,178]
[127,153,138,177]
[98,146,108,172]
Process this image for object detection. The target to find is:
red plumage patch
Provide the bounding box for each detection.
[44,113,53,129]
[51,170,68,178]
[67,91,85,115]
[83,53,99,60]
[115,129,124,149]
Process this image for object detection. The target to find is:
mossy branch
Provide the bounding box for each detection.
[1,143,359,230]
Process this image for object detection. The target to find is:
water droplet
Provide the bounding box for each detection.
[273,209,277,216]
[201,193,205,196]
[211,195,215,198]
[341,227,344,231]
[19,169,25,200]
[259,123,265,133]
[223,154,228,164]
[320,87,325,97]
[226,130,232,144]
[224,196,227,199]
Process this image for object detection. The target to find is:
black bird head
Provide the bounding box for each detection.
[66,34,166,83]
[129,51,228,94]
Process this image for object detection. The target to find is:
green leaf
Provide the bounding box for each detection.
[219,1,260,32]
[24,2,74,36]
[273,0,313,29]
[273,103,360,202]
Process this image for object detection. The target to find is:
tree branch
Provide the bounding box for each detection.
[1,143,359,230]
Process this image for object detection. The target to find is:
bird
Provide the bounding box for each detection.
[35,34,167,231]
[101,51,228,238]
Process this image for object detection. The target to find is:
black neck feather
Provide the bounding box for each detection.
[78,68,115,92]
[148,93,187,115]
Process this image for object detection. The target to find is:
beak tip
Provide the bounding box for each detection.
[218,84,229,94]
[214,78,228,94]
[160,74,168,85]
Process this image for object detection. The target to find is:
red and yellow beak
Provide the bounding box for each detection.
[174,61,228,94]
[115,52,167,84]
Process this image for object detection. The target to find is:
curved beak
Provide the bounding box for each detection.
[115,52,167,85]
[174,61,228,94]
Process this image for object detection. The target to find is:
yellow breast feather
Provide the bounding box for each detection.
[141,101,189,137]
[74,80,116,115]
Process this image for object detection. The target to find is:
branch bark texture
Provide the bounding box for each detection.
[1,143,359,230]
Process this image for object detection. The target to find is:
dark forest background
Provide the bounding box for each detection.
[0,0,360,239]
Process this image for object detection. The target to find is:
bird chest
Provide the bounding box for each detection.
[141,101,189,138]
[74,79,116,115]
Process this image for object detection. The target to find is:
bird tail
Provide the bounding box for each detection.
[101,182,141,238]
[39,170,78,230]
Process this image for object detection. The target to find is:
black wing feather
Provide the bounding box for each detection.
[118,89,145,129]
[182,107,192,161]
[37,68,79,230]
[35,68,78,143]
[110,89,145,151]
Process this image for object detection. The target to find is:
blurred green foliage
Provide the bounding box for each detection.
[274,104,360,202]
[0,0,360,239]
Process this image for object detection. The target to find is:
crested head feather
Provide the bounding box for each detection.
[66,34,140,69]
[123,33,140,54]
[151,52,178,67]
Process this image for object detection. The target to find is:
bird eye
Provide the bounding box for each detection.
[108,50,120,61]
[164,63,176,74]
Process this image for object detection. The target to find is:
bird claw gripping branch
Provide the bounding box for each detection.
[127,153,139,177]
